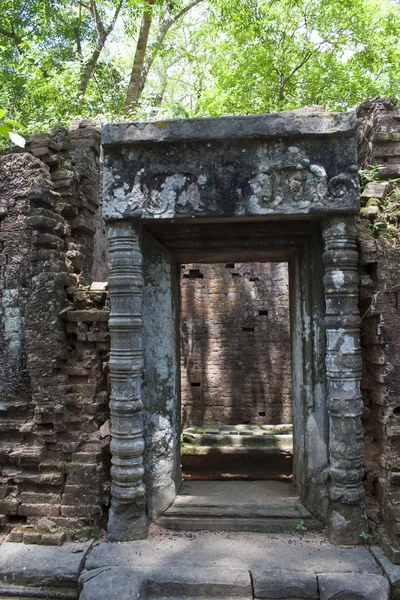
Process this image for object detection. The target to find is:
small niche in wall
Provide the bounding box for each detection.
[225,263,235,268]
[249,277,259,282]
[259,411,266,417]
[259,310,268,316]
[393,406,400,418]
[242,327,255,332]
[191,382,201,387]
[232,272,241,278]
[183,269,204,279]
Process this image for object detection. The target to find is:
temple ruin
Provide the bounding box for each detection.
[2,100,400,574]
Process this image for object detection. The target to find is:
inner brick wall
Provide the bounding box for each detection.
[180,262,292,428]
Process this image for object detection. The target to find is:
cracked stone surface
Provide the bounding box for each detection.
[318,572,390,599]
[102,111,359,222]
[80,566,253,600]
[0,532,392,599]
[84,531,381,573]
[0,540,93,598]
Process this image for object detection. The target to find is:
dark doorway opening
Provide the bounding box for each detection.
[179,262,293,481]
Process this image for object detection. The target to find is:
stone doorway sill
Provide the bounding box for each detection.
[156,480,321,534]
[181,424,293,480]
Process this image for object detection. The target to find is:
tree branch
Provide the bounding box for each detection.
[137,0,204,102]
[0,25,49,77]
[79,0,124,96]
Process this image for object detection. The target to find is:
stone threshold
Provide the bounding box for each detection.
[181,426,294,480]
[181,424,294,449]
[157,481,321,534]
[1,532,398,599]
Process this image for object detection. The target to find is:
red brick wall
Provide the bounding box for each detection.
[180,262,292,428]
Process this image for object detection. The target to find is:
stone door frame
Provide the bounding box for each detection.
[102,110,366,544]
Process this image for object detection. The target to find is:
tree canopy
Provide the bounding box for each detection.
[0,0,399,132]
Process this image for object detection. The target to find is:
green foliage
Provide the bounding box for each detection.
[0,109,25,147]
[295,520,307,534]
[359,165,384,188]
[1,0,400,129]
[195,0,400,116]
[358,164,400,246]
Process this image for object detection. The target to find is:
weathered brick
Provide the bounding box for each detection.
[18,503,61,517]
[40,532,67,545]
[23,532,42,544]
[7,529,23,542]
[61,504,101,518]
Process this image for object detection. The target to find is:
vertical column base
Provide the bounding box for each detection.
[108,503,149,542]
[327,503,368,545]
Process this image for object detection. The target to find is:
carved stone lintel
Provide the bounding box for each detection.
[322,216,367,544]
[107,221,148,541]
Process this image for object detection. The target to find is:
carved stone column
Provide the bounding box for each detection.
[322,216,367,544]
[107,221,148,540]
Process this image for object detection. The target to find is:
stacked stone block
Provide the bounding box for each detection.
[0,122,110,543]
[180,262,291,428]
[357,98,400,560]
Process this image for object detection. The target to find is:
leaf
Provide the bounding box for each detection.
[0,124,12,136]
[4,119,23,129]
[8,131,26,148]
[0,109,7,119]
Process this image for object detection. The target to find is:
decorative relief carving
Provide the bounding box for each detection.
[104,156,359,221]
[328,165,359,199]
[249,159,328,210]
[125,171,203,217]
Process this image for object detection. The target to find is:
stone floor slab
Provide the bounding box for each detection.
[79,566,252,600]
[318,572,390,600]
[85,530,381,575]
[0,540,92,586]
[370,546,400,599]
[252,567,318,598]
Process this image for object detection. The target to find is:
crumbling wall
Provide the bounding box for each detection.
[180,262,291,428]
[357,98,400,561]
[0,122,110,544]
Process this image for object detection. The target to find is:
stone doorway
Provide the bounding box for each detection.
[102,109,366,545]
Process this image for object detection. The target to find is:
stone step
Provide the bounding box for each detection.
[181,443,293,454]
[0,541,92,600]
[157,481,321,534]
[158,501,321,533]
[156,515,322,533]
[182,424,293,447]
[79,566,252,600]
[0,583,77,598]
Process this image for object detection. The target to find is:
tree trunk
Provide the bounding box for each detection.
[79,37,106,96]
[79,0,123,97]
[124,0,155,115]
[136,0,204,107]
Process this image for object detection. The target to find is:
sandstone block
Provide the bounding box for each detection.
[7,529,23,542]
[61,504,101,518]
[361,182,391,198]
[318,572,389,599]
[40,532,67,545]
[18,503,61,517]
[252,568,318,598]
[22,532,42,544]
[66,310,109,322]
